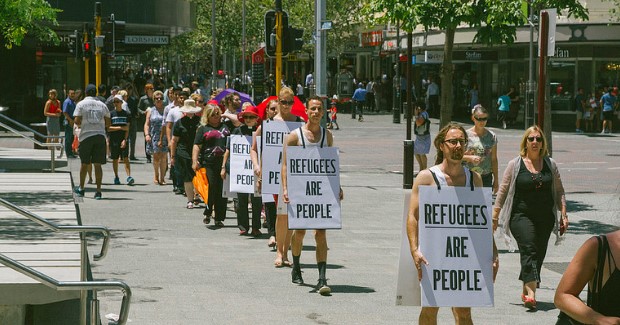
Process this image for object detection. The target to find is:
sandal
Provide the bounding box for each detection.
[267,236,276,248]
[523,296,537,310]
[186,201,194,209]
[274,257,284,268]
[282,260,293,268]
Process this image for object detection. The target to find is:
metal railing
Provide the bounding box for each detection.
[0,113,64,172]
[0,198,131,324]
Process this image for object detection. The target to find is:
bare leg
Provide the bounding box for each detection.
[452,307,473,325]
[79,164,88,189]
[112,159,119,177]
[419,307,439,325]
[524,280,536,299]
[152,153,160,183]
[291,230,305,256]
[87,163,93,183]
[275,214,292,266]
[94,163,103,192]
[123,157,131,177]
[315,230,327,263]
[158,153,168,184]
[415,154,428,171]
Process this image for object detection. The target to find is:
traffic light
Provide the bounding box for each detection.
[103,18,125,55]
[284,27,304,53]
[83,40,92,60]
[265,10,288,57]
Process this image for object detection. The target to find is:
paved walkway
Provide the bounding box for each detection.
[5,114,619,324]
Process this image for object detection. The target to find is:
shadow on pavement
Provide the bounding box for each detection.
[568,219,620,235]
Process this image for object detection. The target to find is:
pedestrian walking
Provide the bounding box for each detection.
[497,90,511,129]
[193,103,230,223]
[407,123,498,324]
[493,125,568,310]
[170,99,202,209]
[599,86,617,134]
[108,95,134,186]
[138,83,155,162]
[413,100,431,172]
[62,88,77,157]
[352,83,367,121]
[463,104,499,192]
[283,96,343,295]
[574,87,586,133]
[328,95,339,130]
[144,90,168,185]
[73,84,111,200]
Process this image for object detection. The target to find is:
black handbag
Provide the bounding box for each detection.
[555,235,608,325]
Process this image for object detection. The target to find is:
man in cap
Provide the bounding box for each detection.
[73,84,111,200]
[109,94,135,186]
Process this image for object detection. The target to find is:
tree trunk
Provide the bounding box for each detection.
[440,28,456,128]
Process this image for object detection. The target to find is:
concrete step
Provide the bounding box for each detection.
[0,147,67,171]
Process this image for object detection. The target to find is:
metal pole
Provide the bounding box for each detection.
[83,24,89,88]
[403,140,414,189]
[94,2,102,89]
[538,11,549,129]
[315,0,327,98]
[392,22,401,123]
[406,32,413,140]
[275,0,283,95]
[211,0,216,91]
[80,234,88,325]
[526,0,535,129]
[242,0,246,91]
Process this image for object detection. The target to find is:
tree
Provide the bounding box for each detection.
[0,0,61,49]
[364,0,588,127]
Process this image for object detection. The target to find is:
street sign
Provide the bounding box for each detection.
[124,35,169,45]
[252,47,265,64]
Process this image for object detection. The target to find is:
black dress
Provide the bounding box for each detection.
[509,159,555,283]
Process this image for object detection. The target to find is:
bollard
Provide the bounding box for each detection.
[393,107,401,124]
[403,140,414,189]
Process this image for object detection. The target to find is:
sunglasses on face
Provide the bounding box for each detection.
[527,136,543,143]
[154,97,163,100]
[443,139,467,146]
[243,115,258,119]
[474,116,488,121]
[113,100,122,103]
[279,99,294,106]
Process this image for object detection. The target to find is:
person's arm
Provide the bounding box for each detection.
[281,130,299,203]
[250,125,262,180]
[43,101,53,117]
[166,121,173,146]
[407,170,433,280]
[220,149,229,180]
[554,237,620,324]
[63,102,75,126]
[144,109,152,144]
[121,120,129,148]
[170,136,178,166]
[491,143,499,194]
[492,158,515,231]
[551,159,568,234]
[191,143,201,171]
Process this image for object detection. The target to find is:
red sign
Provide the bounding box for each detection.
[361,30,383,47]
[252,47,265,64]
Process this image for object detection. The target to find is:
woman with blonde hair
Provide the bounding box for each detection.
[144,90,168,184]
[193,103,230,224]
[493,125,568,310]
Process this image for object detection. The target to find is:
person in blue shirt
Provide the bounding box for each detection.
[497,90,512,129]
[352,83,367,122]
[62,88,77,157]
[599,87,617,134]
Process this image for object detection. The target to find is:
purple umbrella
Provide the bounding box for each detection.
[213,88,254,111]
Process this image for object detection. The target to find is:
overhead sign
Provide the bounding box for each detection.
[124,35,169,45]
[286,146,341,230]
[418,185,494,307]
[252,47,265,64]
[425,51,444,63]
[453,50,498,62]
[361,30,383,47]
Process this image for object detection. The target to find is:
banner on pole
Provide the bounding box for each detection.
[261,120,304,194]
[286,146,341,229]
[418,185,494,307]
[229,135,255,193]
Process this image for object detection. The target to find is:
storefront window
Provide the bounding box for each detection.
[595,61,620,89]
[548,60,575,111]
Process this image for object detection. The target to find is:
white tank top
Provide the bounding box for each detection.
[296,127,326,148]
[429,165,474,190]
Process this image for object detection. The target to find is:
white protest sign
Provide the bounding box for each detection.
[418,185,494,307]
[395,191,421,306]
[261,120,304,194]
[229,135,254,193]
[286,146,341,229]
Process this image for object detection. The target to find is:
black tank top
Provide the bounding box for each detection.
[590,235,620,317]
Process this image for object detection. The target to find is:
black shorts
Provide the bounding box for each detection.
[497,111,508,122]
[174,155,195,182]
[109,136,129,160]
[602,110,614,121]
[78,135,107,164]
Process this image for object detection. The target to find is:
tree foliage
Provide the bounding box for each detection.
[363,0,588,127]
[0,0,61,49]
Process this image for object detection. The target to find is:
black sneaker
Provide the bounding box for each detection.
[94,192,102,200]
[73,186,84,197]
[316,278,331,296]
[291,267,304,284]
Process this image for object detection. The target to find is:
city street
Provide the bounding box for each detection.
[62,113,620,324]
